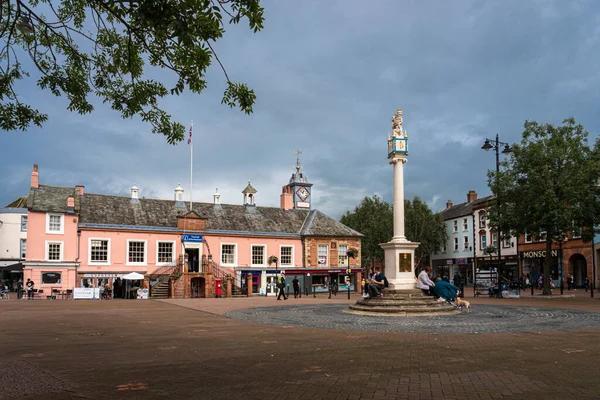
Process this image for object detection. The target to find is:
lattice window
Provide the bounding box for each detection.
[281,246,292,266]
[128,241,145,263]
[251,245,265,265]
[221,244,235,265]
[48,243,61,261]
[90,240,108,262]
[157,242,173,263]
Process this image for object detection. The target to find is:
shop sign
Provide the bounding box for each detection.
[73,288,100,299]
[446,259,453,265]
[521,250,558,259]
[456,258,468,264]
[182,234,203,243]
[82,273,124,278]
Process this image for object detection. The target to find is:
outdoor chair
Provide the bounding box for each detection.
[64,289,73,300]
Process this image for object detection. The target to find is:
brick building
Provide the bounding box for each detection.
[518,231,592,288]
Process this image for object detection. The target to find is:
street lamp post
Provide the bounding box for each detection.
[482,134,512,289]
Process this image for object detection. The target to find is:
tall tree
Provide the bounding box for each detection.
[340,195,392,268]
[340,195,446,268]
[1,0,264,143]
[404,196,447,266]
[489,118,600,295]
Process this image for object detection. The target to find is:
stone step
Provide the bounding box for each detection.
[348,304,459,314]
[355,299,449,307]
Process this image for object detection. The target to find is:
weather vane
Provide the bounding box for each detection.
[294,149,302,171]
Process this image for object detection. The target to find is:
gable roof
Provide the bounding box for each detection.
[442,195,494,220]
[28,185,79,213]
[5,196,28,208]
[29,185,362,237]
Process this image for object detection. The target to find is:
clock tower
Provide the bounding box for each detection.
[286,150,313,209]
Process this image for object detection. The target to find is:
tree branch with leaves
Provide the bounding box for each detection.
[0,0,264,143]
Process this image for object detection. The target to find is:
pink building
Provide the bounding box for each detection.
[22,162,363,298]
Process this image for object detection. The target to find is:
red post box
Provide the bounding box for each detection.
[215,278,222,298]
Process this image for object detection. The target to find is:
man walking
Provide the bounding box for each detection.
[277,274,287,300]
[292,276,300,298]
[26,278,34,300]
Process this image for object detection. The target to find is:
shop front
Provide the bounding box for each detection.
[431,258,473,285]
[237,268,362,296]
[519,249,559,286]
[77,272,146,298]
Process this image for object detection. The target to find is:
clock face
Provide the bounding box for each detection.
[296,187,310,201]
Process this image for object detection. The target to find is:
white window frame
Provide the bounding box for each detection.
[21,215,27,232]
[126,239,147,266]
[525,232,532,243]
[337,244,349,267]
[463,236,469,250]
[453,221,458,233]
[88,238,111,265]
[539,231,547,242]
[45,240,64,262]
[492,233,498,248]
[156,240,176,266]
[503,237,511,248]
[46,213,64,234]
[318,244,329,266]
[479,213,486,228]
[453,237,459,251]
[20,239,27,259]
[220,243,237,266]
[250,244,267,267]
[462,218,468,231]
[280,245,294,266]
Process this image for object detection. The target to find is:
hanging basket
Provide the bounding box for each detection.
[346,248,359,258]
[268,255,279,265]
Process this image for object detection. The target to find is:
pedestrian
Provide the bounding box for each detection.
[584,277,589,292]
[292,276,300,298]
[417,266,436,296]
[567,274,572,290]
[16,279,23,300]
[276,274,287,300]
[570,275,575,290]
[26,278,34,300]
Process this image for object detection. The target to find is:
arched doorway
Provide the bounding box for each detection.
[190,277,205,298]
[569,254,587,287]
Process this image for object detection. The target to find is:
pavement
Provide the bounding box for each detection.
[0,293,599,399]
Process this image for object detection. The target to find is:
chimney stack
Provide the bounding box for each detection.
[446,200,453,209]
[76,185,84,196]
[467,190,478,203]
[31,164,39,188]
[280,186,293,211]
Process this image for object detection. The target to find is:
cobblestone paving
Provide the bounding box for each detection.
[226,304,600,333]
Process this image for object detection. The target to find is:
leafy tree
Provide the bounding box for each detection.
[489,118,600,295]
[1,0,264,143]
[340,195,447,268]
[404,196,447,267]
[340,195,392,268]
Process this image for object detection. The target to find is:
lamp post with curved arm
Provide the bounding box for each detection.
[482,134,512,287]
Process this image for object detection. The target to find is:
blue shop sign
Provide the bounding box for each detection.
[182,234,203,243]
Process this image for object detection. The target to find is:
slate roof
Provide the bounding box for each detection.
[5,196,28,208]
[29,185,362,237]
[442,195,494,220]
[241,181,257,194]
[28,185,79,213]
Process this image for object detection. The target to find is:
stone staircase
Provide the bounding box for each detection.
[150,279,171,299]
[349,289,459,315]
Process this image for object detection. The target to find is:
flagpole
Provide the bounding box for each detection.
[189,121,193,209]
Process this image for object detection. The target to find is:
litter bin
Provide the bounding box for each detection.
[215,278,222,298]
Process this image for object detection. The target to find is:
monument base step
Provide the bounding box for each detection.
[349,289,460,316]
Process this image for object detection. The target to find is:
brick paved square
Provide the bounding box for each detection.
[1,295,599,399]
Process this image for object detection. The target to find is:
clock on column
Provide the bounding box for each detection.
[296,186,310,201]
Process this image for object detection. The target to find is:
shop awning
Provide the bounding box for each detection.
[0,261,22,273]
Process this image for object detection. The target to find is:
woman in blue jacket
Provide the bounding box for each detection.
[433,276,460,300]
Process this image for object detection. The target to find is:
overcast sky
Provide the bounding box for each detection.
[2,0,600,219]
